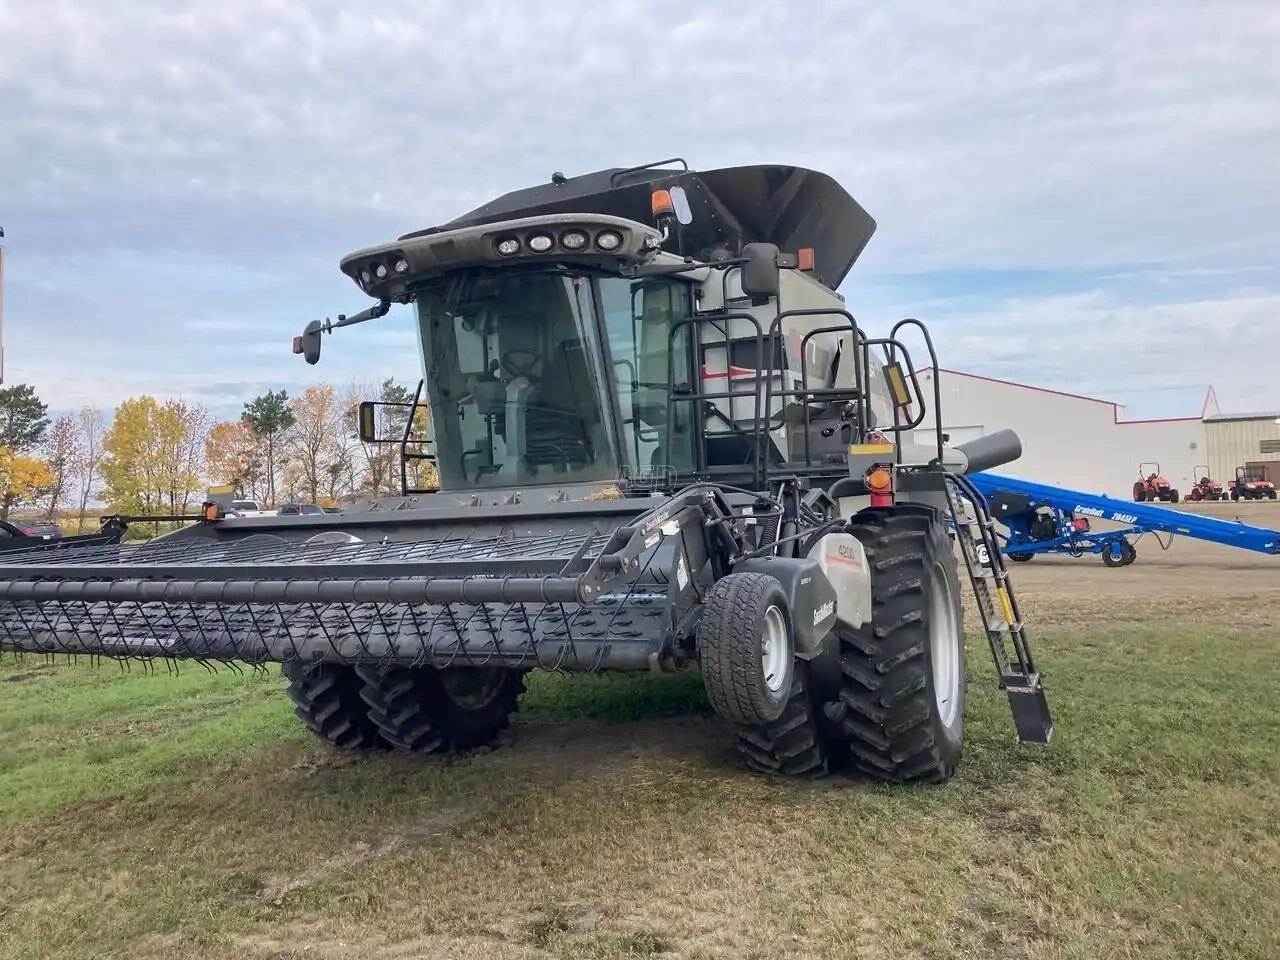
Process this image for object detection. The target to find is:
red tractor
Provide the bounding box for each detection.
[1185,465,1225,502]
[1229,465,1278,501]
[1133,462,1179,503]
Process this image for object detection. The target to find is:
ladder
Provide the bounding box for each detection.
[944,474,1054,746]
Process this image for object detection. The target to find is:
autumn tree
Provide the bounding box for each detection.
[41,416,82,519]
[0,383,50,453]
[101,396,205,515]
[242,390,295,507]
[0,447,54,519]
[282,385,345,504]
[74,407,106,523]
[205,420,264,499]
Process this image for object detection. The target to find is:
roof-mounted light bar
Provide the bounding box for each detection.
[339,213,660,301]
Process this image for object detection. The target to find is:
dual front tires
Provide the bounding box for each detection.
[698,505,967,784]
[282,661,525,754]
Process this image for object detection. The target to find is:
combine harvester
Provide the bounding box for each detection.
[967,472,1280,567]
[0,159,1052,783]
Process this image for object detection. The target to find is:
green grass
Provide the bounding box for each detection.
[0,621,1276,959]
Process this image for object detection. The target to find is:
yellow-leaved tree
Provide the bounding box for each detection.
[284,385,346,504]
[0,446,55,519]
[205,419,265,500]
[101,396,207,515]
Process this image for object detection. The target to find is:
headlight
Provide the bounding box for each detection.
[595,230,623,252]
[393,258,409,274]
[374,263,389,280]
[527,233,554,253]
[360,269,372,284]
[560,230,588,251]
[496,237,520,257]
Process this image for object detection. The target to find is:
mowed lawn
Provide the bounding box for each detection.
[0,606,1277,959]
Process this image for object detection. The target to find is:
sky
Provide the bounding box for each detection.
[2,0,1278,421]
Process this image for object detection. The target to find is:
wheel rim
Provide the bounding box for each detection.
[760,604,789,694]
[439,668,507,711]
[929,565,962,729]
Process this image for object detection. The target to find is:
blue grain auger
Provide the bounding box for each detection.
[966,473,1280,566]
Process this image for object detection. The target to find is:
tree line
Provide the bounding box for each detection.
[0,379,434,522]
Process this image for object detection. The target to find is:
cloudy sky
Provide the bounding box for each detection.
[2,0,1278,419]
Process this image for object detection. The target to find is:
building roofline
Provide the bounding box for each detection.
[1204,412,1280,423]
[923,368,1209,426]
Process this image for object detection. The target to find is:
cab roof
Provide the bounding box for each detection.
[401,161,877,289]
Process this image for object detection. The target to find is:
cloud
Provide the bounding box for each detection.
[1,0,1278,417]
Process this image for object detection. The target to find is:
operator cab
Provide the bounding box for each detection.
[298,161,906,496]
[415,267,695,488]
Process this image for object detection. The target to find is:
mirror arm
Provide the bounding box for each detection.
[624,252,798,280]
[624,256,748,279]
[324,298,392,334]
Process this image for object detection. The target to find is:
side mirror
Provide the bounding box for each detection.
[740,242,781,299]
[292,320,324,365]
[357,400,433,458]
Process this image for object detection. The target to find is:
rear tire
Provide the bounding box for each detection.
[830,505,966,783]
[698,573,795,726]
[1132,483,1146,502]
[356,665,525,753]
[282,661,386,750]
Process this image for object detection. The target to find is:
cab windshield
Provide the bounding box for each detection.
[416,269,693,489]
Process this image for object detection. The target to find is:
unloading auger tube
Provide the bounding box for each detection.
[0,159,1053,779]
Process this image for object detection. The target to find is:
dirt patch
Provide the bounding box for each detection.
[257,807,476,906]
[233,924,530,960]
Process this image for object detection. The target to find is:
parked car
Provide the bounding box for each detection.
[277,503,326,516]
[18,521,61,540]
[225,500,278,518]
[0,519,60,544]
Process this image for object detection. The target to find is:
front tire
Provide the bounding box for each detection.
[831,506,966,783]
[282,661,386,750]
[356,665,525,753]
[699,573,795,726]
[734,668,828,777]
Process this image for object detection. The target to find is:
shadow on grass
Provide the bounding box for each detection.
[520,668,711,723]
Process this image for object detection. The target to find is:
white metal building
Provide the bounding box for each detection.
[1204,412,1280,485]
[916,369,1219,498]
